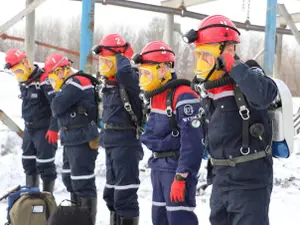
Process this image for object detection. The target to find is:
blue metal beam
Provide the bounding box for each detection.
[80,0,95,73]
[264,0,278,77]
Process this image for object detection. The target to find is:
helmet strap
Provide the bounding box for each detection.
[202,42,226,82]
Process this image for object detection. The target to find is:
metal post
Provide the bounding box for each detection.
[164,14,174,49]
[69,0,294,36]
[275,29,284,79]
[80,0,95,73]
[264,0,277,77]
[25,0,35,62]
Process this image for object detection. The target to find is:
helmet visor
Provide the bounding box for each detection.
[139,67,154,88]
[99,56,114,73]
[194,48,215,75]
[11,63,29,82]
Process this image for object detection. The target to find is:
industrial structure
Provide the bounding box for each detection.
[1,0,300,78]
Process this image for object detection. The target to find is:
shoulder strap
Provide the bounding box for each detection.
[119,84,144,137]
[233,84,250,155]
[63,73,102,123]
[63,73,101,88]
[166,87,179,137]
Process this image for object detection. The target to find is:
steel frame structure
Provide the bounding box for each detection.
[1,0,300,76]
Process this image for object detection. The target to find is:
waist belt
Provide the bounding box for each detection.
[152,151,179,159]
[25,116,50,125]
[210,145,272,167]
[103,123,136,131]
[60,121,96,131]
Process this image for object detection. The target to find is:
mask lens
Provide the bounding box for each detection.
[194,49,215,74]
[11,63,28,82]
[99,56,113,73]
[139,67,154,87]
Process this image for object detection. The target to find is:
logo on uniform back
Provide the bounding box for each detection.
[183,104,194,116]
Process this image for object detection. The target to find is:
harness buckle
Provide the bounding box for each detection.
[171,130,180,137]
[124,102,132,112]
[166,106,173,117]
[70,112,76,118]
[240,147,250,155]
[35,82,40,89]
[239,105,250,120]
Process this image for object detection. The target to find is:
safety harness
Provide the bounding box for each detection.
[142,79,205,159]
[61,72,143,138]
[192,62,272,167]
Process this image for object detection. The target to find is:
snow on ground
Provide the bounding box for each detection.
[0,51,299,224]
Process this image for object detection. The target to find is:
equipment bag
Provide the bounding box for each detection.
[47,200,93,225]
[6,186,57,225]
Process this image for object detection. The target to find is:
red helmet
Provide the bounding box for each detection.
[94,34,131,57]
[5,48,27,69]
[132,41,175,66]
[44,53,71,73]
[184,15,240,45]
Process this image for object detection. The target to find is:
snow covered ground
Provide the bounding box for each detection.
[0,51,299,224]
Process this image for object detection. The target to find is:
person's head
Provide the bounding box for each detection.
[131,41,175,92]
[92,33,134,78]
[183,15,240,81]
[4,48,33,82]
[43,53,72,91]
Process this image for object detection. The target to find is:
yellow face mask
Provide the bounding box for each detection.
[11,59,32,82]
[194,44,225,81]
[48,67,69,91]
[98,55,116,78]
[139,64,172,92]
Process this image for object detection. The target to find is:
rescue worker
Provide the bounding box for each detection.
[43,53,99,224]
[4,48,58,193]
[183,15,278,225]
[92,33,144,225]
[133,41,204,225]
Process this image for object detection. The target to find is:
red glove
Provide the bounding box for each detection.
[170,179,186,203]
[216,53,236,73]
[45,130,58,144]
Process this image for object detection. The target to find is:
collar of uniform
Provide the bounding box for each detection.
[207,84,234,100]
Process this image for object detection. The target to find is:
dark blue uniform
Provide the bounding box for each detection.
[141,81,203,225]
[51,72,99,197]
[203,62,277,225]
[102,54,144,218]
[20,65,57,183]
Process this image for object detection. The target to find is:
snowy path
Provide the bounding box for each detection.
[0,138,299,225]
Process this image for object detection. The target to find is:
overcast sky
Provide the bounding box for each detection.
[1,0,300,32]
[1,0,300,51]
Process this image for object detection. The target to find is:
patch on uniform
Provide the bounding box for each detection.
[190,119,201,128]
[31,93,38,98]
[183,104,194,116]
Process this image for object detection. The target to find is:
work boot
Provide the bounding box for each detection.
[42,180,55,193]
[79,196,97,225]
[118,216,139,225]
[110,211,117,225]
[25,174,39,188]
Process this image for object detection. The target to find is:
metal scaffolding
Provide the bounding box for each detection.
[1,0,300,75]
